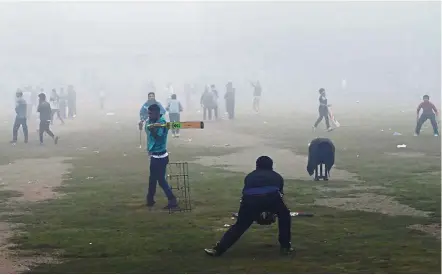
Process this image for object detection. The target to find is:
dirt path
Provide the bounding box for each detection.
[171,120,436,221]
[172,123,359,182]
[0,157,72,274]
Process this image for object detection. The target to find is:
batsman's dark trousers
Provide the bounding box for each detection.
[39,120,55,143]
[12,117,28,142]
[415,113,439,135]
[217,192,291,253]
[147,155,177,204]
[314,106,330,128]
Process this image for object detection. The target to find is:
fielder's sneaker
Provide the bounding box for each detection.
[327,127,333,132]
[435,134,439,137]
[204,248,222,257]
[175,133,180,138]
[280,246,295,255]
[414,133,418,136]
[204,243,224,257]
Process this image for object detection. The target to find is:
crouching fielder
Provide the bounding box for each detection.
[415,95,439,137]
[205,156,293,256]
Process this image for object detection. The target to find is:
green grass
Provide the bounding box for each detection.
[0,111,441,273]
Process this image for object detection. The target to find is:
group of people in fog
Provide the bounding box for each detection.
[11,85,77,145]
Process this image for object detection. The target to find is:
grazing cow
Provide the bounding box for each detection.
[307,138,335,181]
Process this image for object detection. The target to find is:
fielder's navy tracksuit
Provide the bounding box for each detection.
[215,168,291,254]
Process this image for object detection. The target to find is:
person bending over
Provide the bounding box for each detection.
[205,156,293,256]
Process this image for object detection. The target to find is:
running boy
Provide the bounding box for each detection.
[37,93,59,145]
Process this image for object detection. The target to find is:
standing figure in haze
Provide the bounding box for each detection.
[11,89,28,144]
[210,84,219,119]
[37,93,59,145]
[224,82,236,120]
[415,95,439,137]
[165,82,174,106]
[143,104,179,209]
[22,86,32,119]
[313,88,332,132]
[59,87,67,119]
[31,87,38,117]
[166,94,184,138]
[250,80,262,112]
[204,156,293,257]
[99,89,106,110]
[67,85,76,118]
[200,85,217,121]
[139,92,166,125]
[49,89,65,125]
[184,83,192,111]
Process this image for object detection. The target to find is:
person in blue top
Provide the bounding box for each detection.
[142,104,178,210]
[139,92,166,123]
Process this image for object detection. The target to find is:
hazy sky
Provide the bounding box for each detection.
[0,1,440,102]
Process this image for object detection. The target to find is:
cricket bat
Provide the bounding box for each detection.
[328,107,341,128]
[147,121,205,130]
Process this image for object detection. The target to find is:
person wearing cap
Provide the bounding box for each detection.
[415,94,439,136]
[11,89,28,144]
[204,156,293,257]
[313,88,332,132]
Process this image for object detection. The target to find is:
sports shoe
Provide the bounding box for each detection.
[327,127,333,132]
[414,133,418,136]
[163,203,180,210]
[54,136,59,145]
[204,248,222,257]
[435,134,439,137]
[280,246,295,255]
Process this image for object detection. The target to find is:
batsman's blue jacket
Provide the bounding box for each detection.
[145,116,169,154]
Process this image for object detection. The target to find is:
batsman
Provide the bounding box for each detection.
[138,104,179,210]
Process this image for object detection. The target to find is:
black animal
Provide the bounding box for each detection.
[307,138,335,181]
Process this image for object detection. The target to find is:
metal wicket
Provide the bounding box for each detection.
[167,162,192,213]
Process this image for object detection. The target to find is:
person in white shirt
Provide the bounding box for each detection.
[166,94,183,138]
[50,89,64,125]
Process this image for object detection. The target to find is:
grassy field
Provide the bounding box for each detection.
[0,109,440,273]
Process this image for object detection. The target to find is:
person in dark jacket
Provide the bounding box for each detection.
[200,85,217,120]
[11,90,28,144]
[37,93,59,145]
[204,156,293,256]
[224,82,235,120]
